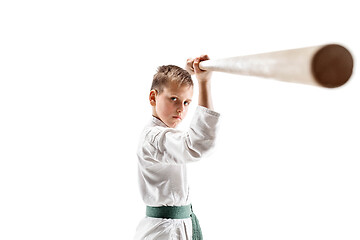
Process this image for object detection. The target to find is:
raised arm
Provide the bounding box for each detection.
[186,55,214,110]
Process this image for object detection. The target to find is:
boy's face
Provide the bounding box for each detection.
[150,81,193,128]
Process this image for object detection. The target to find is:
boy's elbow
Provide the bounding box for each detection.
[186,138,216,160]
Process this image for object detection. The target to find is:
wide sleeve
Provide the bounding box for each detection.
[145,106,220,164]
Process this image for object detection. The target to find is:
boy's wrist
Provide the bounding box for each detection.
[197,78,211,84]
[198,80,211,89]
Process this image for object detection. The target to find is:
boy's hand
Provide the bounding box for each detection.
[186,55,212,83]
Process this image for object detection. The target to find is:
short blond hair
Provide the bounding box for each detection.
[151,65,193,93]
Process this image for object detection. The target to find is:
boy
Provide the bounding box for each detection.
[135,55,220,240]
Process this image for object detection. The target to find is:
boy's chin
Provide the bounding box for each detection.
[168,120,182,128]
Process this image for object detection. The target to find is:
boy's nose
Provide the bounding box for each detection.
[177,105,184,112]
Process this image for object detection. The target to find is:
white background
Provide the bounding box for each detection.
[1,0,359,239]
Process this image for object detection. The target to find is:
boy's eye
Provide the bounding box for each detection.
[171,97,177,101]
[184,101,190,106]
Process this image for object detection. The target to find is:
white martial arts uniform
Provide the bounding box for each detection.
[134,106,220,240]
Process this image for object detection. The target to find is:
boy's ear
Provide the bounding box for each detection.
[149,90,157,106]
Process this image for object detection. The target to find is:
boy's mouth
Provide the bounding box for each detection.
[173,116,182,120]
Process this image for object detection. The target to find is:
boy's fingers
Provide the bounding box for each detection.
[193,57,199,67]
[193,58,204,73]
[199,54,210,61]
[188,55,210,73]
[185,58,195,74]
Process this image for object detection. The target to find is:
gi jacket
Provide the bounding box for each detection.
[135,106,220,240]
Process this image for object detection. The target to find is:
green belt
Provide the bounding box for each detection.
[146,204,203,240]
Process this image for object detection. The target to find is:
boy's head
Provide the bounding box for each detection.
[149,65,194,128]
